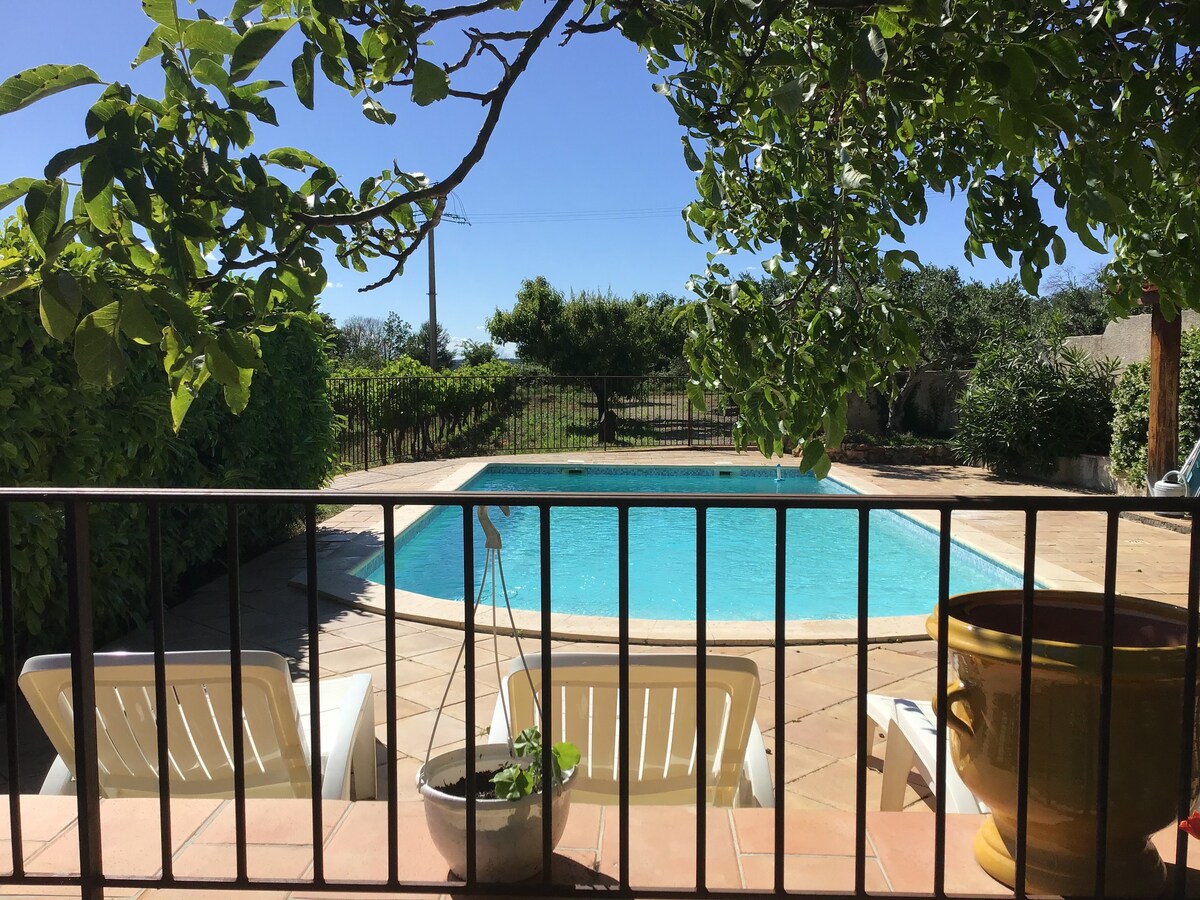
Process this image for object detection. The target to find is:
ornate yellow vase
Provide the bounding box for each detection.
[927,590,1199,897]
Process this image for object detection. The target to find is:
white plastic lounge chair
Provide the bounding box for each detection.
[865,694,985,813]
[19,650,376,800]
[489,652,773,808]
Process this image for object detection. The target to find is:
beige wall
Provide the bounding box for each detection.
[1064,311,1200,369]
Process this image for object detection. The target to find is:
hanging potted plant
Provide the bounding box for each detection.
[928,589,1197,897]
[416,506,580,882]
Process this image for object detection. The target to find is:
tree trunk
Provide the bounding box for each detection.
[592,378,617,443]
[885,369,921,436]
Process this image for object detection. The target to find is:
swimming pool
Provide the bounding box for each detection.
[359,464,1027,621]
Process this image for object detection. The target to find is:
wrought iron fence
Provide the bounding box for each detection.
[327,374,738,470]
[0,486,1197,899]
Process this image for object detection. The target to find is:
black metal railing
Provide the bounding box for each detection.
[0,486,1197,899]
[327,374,737,470]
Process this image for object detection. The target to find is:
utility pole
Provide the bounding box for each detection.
[427,227,438,369]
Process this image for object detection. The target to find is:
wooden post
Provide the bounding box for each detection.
[1146,285,1181,486]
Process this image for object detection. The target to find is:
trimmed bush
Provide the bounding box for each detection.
[1,237,338,664]
[953,337,1117,478]
[1110,328,1200,487]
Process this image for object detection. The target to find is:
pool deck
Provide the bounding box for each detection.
[1,450,1192,896]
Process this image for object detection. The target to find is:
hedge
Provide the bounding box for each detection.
[1110,328,1200,487]
[1,237,339,664]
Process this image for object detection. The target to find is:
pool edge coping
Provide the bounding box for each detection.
[295,458,1102,645]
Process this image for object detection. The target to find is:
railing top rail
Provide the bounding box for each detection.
[0,485,1195,514]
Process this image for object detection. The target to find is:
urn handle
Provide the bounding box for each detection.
[934,680,976,739]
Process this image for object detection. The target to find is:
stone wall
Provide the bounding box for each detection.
[1064,311,1200,369]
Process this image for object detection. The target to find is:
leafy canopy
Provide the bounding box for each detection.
[1,0,1196,470]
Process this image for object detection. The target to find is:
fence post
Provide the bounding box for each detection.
[361,381,370,471]
[65,501,103,900]
[688,394,694,447]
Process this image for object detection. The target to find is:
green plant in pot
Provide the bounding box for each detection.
[928,589,1200,897]
[416,506,580,882]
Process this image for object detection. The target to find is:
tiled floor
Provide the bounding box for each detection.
[0,450,1192,897]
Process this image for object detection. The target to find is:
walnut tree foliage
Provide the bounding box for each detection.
[0,0,1196,474]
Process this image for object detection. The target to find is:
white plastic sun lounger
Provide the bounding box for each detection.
[866,694,985,813]
[19,650,376,800]
[490,652,774,808]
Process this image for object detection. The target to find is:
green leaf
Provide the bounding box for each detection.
[183,19,239,55]
[798,438,826,475]
[0,274,36,300]
[203,341,242,387]
[552,741,581,772]
[292,42,316,110]
[74,301,128,387]
[119,295,162,344]
[681,138,703,173]
[362,95,396,125]
[851,26,887,81]
[411,59,449,106]
[133,25,174,68]
[230,18,297,84]
[39,270,83,340]
[24,179,66,252]
[141,0,180,35]
[170,378,197,431]
[263,147,326,170]
[144,287,199,338]
[1001,47,1037,96]
[222,363,253,414]
[44,141,104,180]
[80,154,115,232]
[0,178,34,212]
[218,331,261,368]
[771,78,806,116]
[0,65,103,117]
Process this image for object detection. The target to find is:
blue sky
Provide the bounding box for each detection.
[0,2,1109,350]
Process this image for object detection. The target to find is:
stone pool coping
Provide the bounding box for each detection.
[292,458,1100,645]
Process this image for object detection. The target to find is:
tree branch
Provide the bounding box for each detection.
[295,0,574,230]
[360,197,447,291]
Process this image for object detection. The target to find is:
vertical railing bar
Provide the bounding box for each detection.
[539,504,554,886]
[855,508,870,896]
[695,505,707,894]
[384,504,400,887]
[148,503,173,880]
[1094,510,1119,897]
[65,501,102,900]
[618,506,631,891]
[226,502,248,882]
[0,502,23,878]
[304,503,325,884]
[1174,515,1200,897]
[1015,509,1037,898]
[933,507,951,898]
[461,505,477,887]
[775,506,787,896]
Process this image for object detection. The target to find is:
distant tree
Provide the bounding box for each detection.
[1037,271,1124,337]
[460,339,498,366]
[334,316,388,369]
[403,320,454,369]
[881,267,1039,434]
[382,313,414,362]
[488,277,666,440]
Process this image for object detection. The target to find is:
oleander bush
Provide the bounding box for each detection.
[1110,328,1200,487]
[953,336,1118,478]
[1,229,338,665]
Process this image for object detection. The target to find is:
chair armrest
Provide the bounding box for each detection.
[296,673,375,800]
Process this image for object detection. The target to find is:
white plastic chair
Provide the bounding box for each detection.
[490,652,773,808]
[865,694,985,813]
[19,650,376,800]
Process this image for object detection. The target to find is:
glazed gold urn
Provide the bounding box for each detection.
[927,590,1199,897]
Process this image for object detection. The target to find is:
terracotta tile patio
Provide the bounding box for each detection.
[0,450,1193,896]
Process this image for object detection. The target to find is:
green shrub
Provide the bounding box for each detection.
[1110,328,1200,486]
[1,232,338,664]
[953,337,1118,478]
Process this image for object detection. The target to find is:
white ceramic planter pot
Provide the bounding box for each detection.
[417,743,575,882]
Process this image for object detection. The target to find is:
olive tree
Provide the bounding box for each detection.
[0,0,1195,472]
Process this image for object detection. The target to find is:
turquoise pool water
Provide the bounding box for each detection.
[359,464,1026,621]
